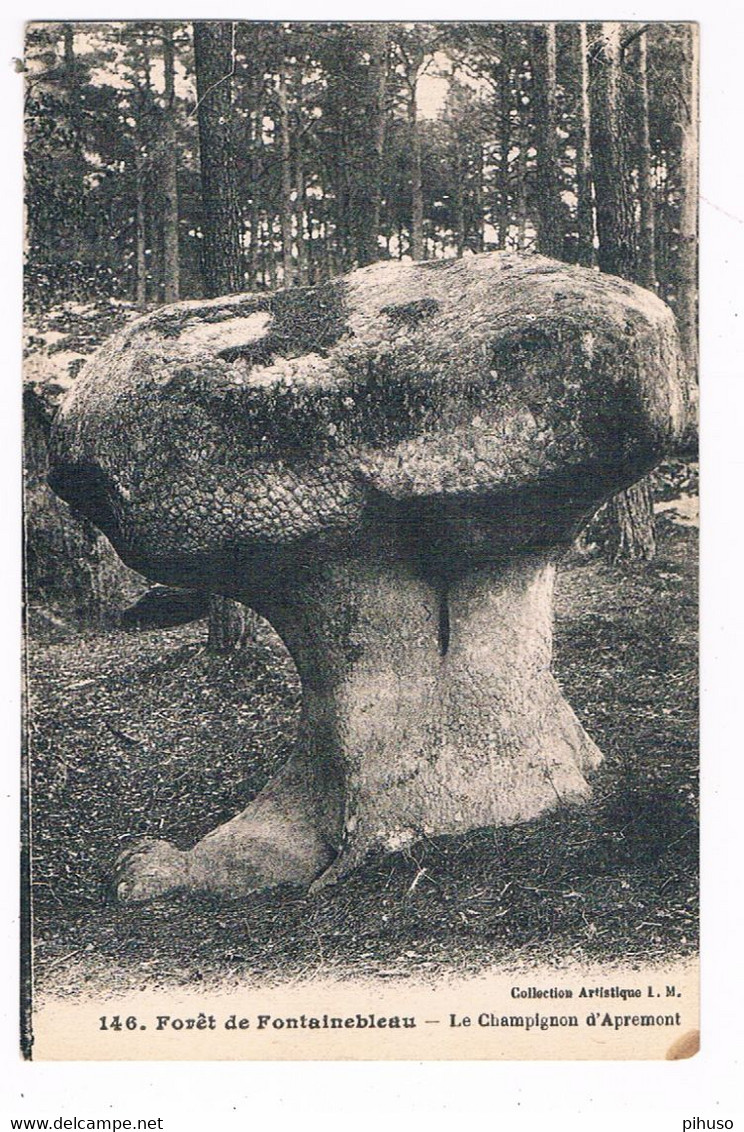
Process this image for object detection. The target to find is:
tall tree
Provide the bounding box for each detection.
[358,24,391,266]
[395,28,430,261]
[531,23,562,257]
[452,141,466,256]
[589,22,638,280]
[575,23,594,266]
[589,22,655,562]
[294,141,309,285]
[236,23,267,291]
[514,60,529,252]
[134,132,147,308]
[277,55,295,287]
[124,28,156,308]
[62,25,87,260]
[636,31,657,290]
[496,28,512,250]
[193,20,243,295]
[161,23,180,303]
[442,81,474,257]
[676,24,698,388]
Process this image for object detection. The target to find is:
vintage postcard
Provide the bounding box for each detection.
[21,19,699,1061]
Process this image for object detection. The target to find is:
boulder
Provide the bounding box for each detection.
[49,253,688,902]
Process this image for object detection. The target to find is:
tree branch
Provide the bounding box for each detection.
[620,23,651,55]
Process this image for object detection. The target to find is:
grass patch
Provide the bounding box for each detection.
[26,517,698,996]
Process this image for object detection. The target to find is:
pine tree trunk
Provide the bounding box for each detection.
[474,144,485,252]
[453,143,465,258]
[134,145,147,309]
[677,24,699,389]
[161,24,180,304]
[63,25,86,261]
[277,60,295,287]
[335,144,354,271]
[575,23,594,266]
[408,76,424,261]
[497,39,511,250]
[589,22,655,562]
[589,22,638,280]
[149,188,163,299]
[248,194,261,291]
[247,72,263,291]
[294,142,308,286]
[315,179,327,280]
[358,24,389,266]
[636,32,657,291]
[602,479,657,563]
[207,594,248,651]
[516,111,528,250]
[193,21,243,296]
[531,23,562,258]
[266,214,278,289]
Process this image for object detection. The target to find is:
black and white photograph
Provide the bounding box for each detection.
[19,18,702,1063]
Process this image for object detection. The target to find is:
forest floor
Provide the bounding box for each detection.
[26,514,698,999]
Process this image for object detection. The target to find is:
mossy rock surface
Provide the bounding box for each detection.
[50,253,688,588]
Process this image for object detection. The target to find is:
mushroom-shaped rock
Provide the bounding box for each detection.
[49,253,687,902]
